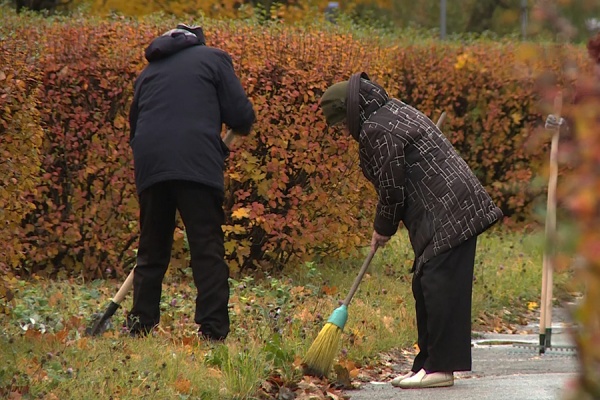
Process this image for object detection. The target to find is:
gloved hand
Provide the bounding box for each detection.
[545,114,565,131]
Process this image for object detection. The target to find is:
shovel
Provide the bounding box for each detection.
[85,129,237,336]
[85,267,135,336]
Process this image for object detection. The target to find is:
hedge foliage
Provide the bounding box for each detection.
[0,13,591,281]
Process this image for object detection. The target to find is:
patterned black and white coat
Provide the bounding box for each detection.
[346,72,503,274]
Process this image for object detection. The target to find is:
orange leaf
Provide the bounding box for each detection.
[322,286,337,296]
[173,377,191,394]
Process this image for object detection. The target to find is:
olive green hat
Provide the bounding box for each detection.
[319,81,349,126]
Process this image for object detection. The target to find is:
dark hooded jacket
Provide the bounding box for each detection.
[129,27,255,195]
[346,72,503,273]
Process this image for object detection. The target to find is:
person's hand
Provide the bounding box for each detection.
[545,114,565,131]
[371,230,391,252]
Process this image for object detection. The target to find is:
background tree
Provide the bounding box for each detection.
[389,0,599,40]
[14,0,72,13]
[9,0,600,42]
[465,0,512,33]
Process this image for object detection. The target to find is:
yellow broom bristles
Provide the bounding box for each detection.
[303,322,343,377]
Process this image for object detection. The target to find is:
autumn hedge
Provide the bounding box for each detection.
[0,14,590,281]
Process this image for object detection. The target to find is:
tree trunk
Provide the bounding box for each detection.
[465,0,506,33]
[15,0,59,13]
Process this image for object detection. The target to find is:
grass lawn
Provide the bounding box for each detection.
[0,228,576,399]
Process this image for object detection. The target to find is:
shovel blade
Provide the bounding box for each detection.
[85,301,120,336]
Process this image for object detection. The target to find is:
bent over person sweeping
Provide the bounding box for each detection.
[319,72,503,389]
[127,24,255,340]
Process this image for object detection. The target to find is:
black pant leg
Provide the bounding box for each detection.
[411,265,429,373]
[128,182,177,331]
[416,236,477,372]
[174,181,230,340]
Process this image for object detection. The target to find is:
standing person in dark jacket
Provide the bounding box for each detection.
[127,24,255,340]
[319,72,503,389]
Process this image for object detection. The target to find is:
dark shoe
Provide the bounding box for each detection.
[129,326,154,338]
[126,315,155,337]
[198,328,226,343]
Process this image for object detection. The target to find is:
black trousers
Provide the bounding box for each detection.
[127,180,230,340]
[410,236,477,373]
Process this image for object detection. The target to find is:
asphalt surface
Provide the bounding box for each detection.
[344,306,579,400]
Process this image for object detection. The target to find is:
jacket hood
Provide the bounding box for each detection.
[144,25,205,62]
[347,72,390,140]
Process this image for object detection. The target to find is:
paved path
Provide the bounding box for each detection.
[344,306,579,400]
[346,372,575,400]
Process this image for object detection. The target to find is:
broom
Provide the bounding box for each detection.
[85,129,237,336]
[303,245,378,377]
[303,112,447,376]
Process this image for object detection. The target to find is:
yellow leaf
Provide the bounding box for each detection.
[224,241,236,254]
[113,115,125,129]
[231,207,250,220]
[515,43,539,62]
[77,337,89,350]
[527,302,538,311]
[511,112,522,124]
[293,355,304,368]
[207,367,222,379]
[48,292,63,306]
[382,316,394,332]
[295,308,314,323]
[454,53,471,70]
[229,172,242,181]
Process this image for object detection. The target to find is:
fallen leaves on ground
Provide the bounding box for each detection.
[474,308,537,334]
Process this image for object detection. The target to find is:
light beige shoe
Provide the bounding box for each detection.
[397,368,454,389]
[391,371,416,387]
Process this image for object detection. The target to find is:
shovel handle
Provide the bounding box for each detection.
[223,129,236,147]
[540,92,562,337]
[113,268,135,304]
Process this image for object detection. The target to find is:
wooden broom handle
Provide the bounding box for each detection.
[343,246,378,306]
[436,111,447,129]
